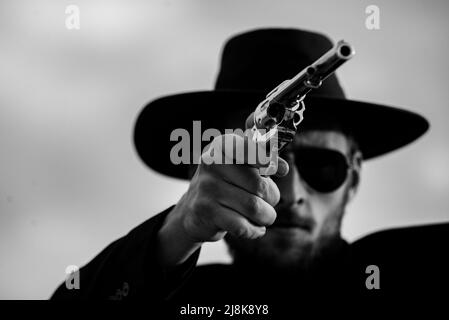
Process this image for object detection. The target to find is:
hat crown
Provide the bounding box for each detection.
[214,28,346,98]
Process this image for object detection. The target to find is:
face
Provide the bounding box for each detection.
[226,130,362,271]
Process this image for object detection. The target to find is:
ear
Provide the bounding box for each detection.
[347,151,362,203]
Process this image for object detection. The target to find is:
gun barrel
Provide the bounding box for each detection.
[310,40,354,80]
[272,40,354,105]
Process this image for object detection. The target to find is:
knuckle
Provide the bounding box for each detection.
[244,197,273,225]
[236,225,250,238]
[186,201,209,233]
[200,152,210,165]
[256,178,269,199]
[246,228,257,239]
[264,179,280,206]
[246,196,260,213]
[254,202,276,226]
[212,135,225,152]
[270,184,280,206]
[238,198,276,230]
[200,147,217,167]
[230,220,250,238]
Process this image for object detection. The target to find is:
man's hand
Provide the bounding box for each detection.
[156,134,289,267]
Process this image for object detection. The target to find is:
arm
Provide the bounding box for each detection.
[52,134,286,299]
[51,206,200,300]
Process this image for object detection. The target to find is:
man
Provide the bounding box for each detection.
[52,28,446,311]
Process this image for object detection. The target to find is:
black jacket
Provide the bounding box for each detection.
[51,206,449,314]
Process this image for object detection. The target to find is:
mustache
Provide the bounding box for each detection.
[269,208,316,231]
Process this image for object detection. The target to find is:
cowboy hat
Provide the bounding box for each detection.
[134,28,429,180]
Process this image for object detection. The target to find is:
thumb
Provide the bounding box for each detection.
[275,156,289,177]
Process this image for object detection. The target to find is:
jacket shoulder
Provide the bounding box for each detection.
[350,222,449,294]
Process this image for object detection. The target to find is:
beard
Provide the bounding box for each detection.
[224,193,348,274]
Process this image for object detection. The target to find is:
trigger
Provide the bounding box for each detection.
[293,102,306,127]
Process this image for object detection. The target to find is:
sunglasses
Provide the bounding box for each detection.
[281,146,354,193]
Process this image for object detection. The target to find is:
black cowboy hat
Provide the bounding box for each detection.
[134,28,429,180]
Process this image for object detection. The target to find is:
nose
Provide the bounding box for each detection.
[275,160,308,208]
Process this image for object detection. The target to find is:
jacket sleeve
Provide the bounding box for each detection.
[50,206,201,300]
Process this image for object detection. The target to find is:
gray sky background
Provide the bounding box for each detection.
[0,0,448,299]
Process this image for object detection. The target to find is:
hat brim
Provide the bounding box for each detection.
[134,90,429,180]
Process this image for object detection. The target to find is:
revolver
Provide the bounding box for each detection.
[246,40,355,175]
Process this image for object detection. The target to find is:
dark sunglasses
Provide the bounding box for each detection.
[281,146,354,193]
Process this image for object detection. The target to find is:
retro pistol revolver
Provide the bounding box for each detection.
[246,40,355,175]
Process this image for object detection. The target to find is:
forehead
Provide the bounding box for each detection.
[292,130,350,154]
